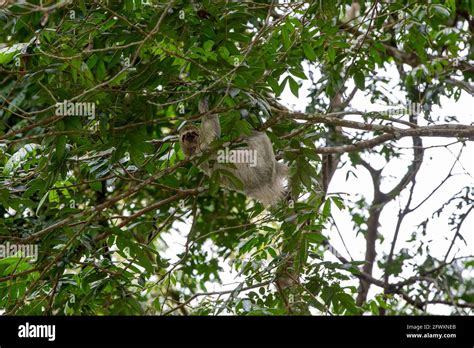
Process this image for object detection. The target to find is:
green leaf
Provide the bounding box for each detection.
[431,4,451,17]
[299,236,308,266]
[327,46,336,63]
[96,59,106,81]
[288,76,299,97]
[331,196,345,210]
[203,40,214,51]
[302,43,316,61]
[267,76,282,95]
[3,144,40,175]
[267,247,278,258]
[209,170,221,195]
[354,71,365,90]
[281,26,290,50]
[305,232,326,244]
[36,191,49,215]
[218,46,230,59]
[0,43,25,64]
[89,181,102,192]
[48,189,59,204]
[322,199,331,219]
[290,67,307,80]
[55,135,67,160]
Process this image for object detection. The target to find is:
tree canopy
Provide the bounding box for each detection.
[0,0,473,315]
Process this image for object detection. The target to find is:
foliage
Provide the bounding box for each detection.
[0,0,472,315]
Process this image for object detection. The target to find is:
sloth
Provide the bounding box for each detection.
[179,98,288,206]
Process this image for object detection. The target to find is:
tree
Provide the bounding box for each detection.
[0,0,472,315]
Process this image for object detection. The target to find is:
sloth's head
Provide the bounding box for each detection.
[179,125,200,157]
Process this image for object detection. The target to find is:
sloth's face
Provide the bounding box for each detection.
[183,130,198,143]
[179,126,200,156]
